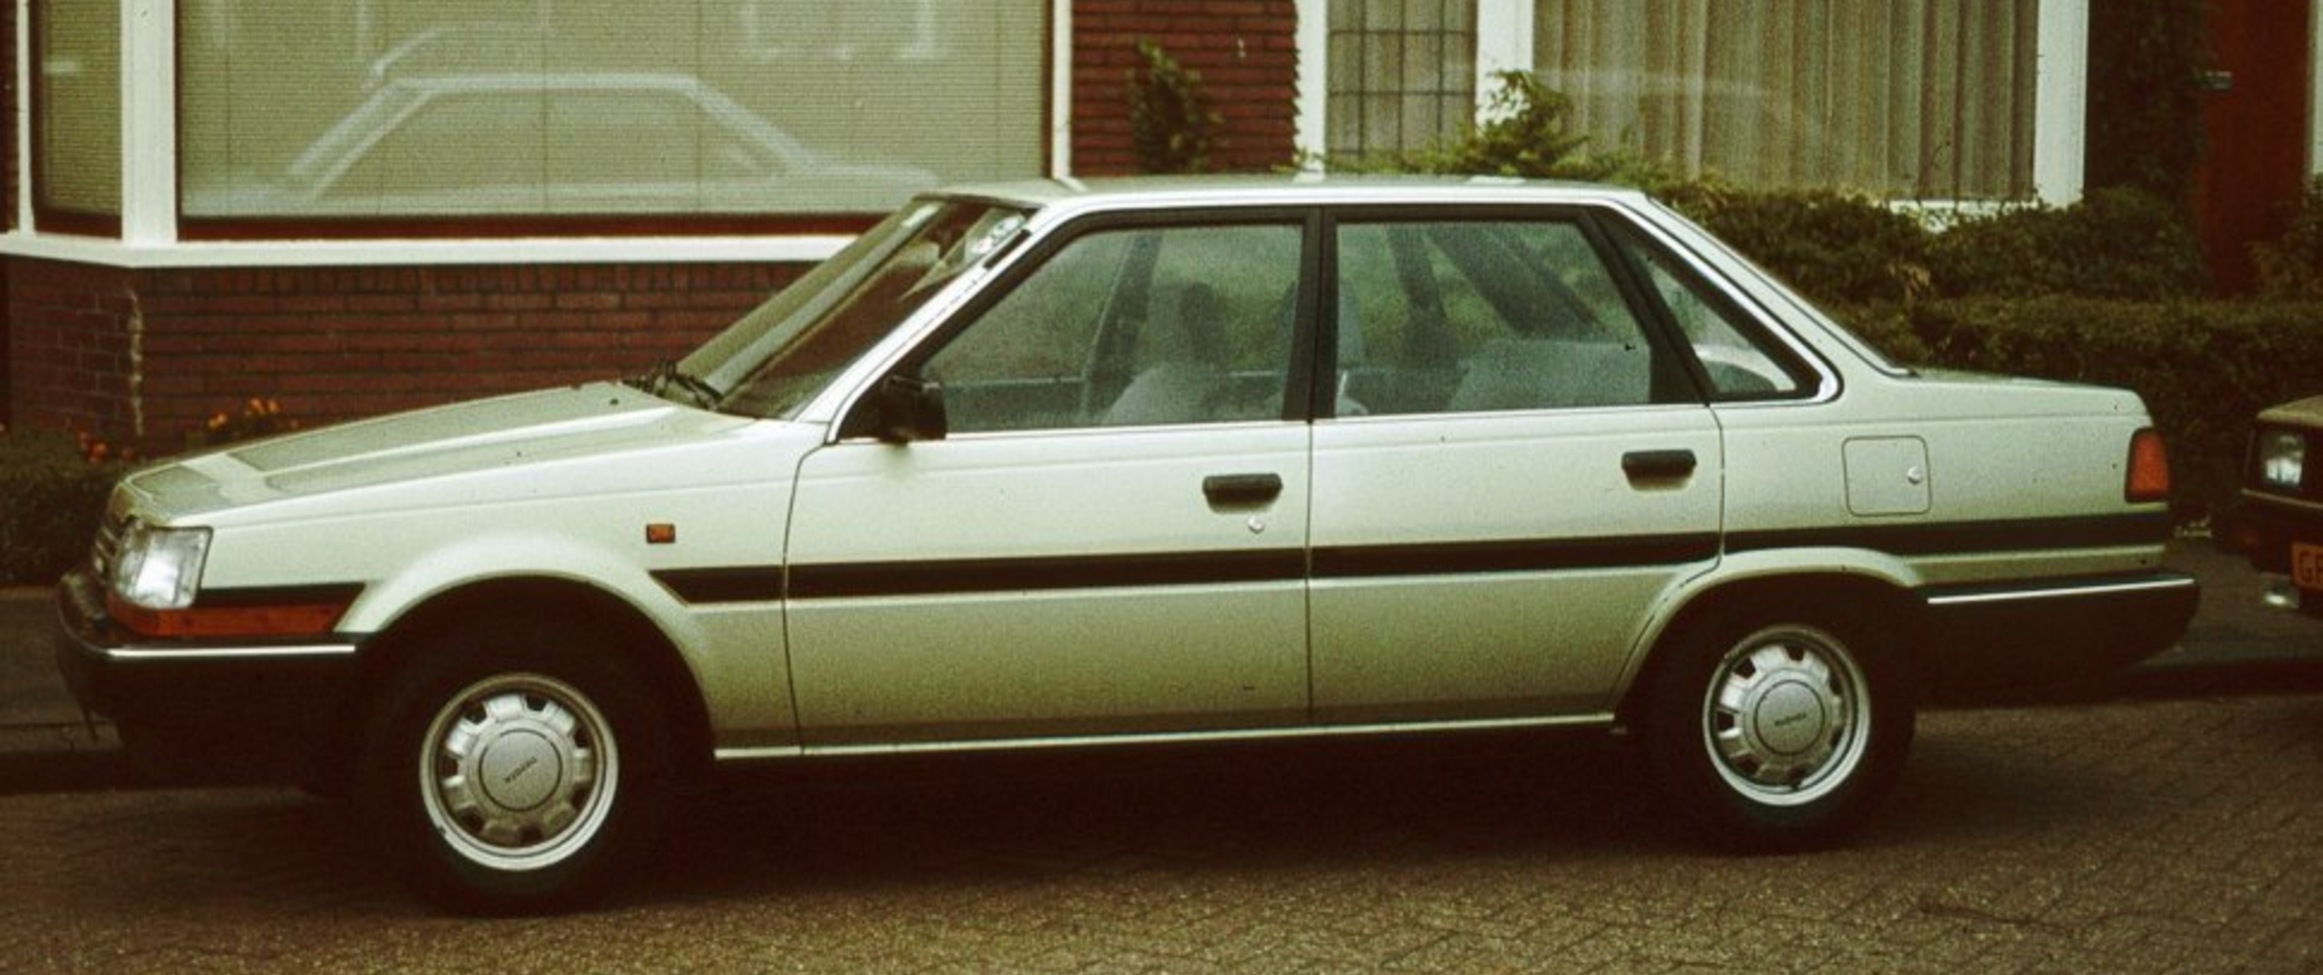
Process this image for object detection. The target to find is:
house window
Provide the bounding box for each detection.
[1533,0,2038,200]
[34,0,123,234]
[175,0,1043,233]
[1326,0,1478,159]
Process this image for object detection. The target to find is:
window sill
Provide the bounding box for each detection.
[0,229,852,269]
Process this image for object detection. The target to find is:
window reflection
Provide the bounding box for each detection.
[176,0,1040,223]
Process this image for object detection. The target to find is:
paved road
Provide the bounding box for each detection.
[2,693,2320,973]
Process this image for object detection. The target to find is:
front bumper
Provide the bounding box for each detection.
[1916,571,2200,701]
[54,569,364,781]
[2215,495,2323,620]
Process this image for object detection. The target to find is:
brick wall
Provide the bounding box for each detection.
[1072,0,1301,175]
[7,259,138,440]
[6,260,800,454]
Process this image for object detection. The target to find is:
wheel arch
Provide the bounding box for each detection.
[318,576,715,795]
[1617,571,1926,729]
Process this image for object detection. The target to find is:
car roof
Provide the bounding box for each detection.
[930,174,1654,217]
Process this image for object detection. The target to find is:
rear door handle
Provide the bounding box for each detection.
[1622,449,1698,481]
[1203,473,1284,508]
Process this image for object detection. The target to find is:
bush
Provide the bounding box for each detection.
[1925,188,2208,301]
[0,428,124,586]
[2252,175,2323,299]
[1125,39,1220,175]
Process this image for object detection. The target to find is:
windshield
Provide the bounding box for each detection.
[679,198,1030,418]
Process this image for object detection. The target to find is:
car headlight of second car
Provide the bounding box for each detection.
[112,522,211,611]
[2258,428,2306,493]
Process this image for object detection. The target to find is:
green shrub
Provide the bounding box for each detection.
[1925,188,2208,301]
[2252,175,2323,299]
[0,428,124,586]
[1126,39,1220,175]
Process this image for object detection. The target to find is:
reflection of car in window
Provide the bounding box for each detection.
[183,73,936,219]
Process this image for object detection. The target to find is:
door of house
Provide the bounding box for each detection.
[2195,0,2313,293]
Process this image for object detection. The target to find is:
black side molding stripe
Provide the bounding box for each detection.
[192,583,365,609]
[653,568,787,605]
[791,549,1309,600]
[656,514,2168,605]
[1314,534,1720,579]
[1725,512,2173,557]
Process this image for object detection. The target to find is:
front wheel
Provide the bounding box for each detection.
[361,621,669,914]
[1643,603,1914,849]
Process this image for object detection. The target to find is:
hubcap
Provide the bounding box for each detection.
[1702,625,1871,806]
[419,673,619,871]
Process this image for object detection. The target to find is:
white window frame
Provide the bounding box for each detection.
[1297,0,2090,206]
[7,0,1075,269]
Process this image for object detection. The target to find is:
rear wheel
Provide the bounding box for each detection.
[1643,602,1913,848]
[360,618,669,914]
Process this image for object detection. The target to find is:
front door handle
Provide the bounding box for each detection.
[1622,449,1698,481]
[1203,473,1284,508]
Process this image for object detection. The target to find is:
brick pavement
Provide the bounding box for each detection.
[0,694,2318,972]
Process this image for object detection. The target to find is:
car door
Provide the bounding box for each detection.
[1308,208,1725,725]
[783,214,1317,747]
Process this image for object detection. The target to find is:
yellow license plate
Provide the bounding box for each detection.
[2297,542,2323,591]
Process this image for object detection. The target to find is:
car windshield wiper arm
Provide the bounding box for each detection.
[631,360,725,410]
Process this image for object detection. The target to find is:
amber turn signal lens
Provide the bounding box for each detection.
[2126,428,2172,504]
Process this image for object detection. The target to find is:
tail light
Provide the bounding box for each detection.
[2126,428,2172,504]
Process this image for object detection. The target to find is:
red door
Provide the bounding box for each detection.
[2195,0,2313,294]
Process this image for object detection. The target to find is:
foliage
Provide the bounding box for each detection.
[1126,39,1221,175]
[1407,70,1594,179]
[2251,175,2323,299]
[1924,189,2208,301]
[0,427,124,586]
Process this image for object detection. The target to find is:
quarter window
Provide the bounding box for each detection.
[1603,223,1810,400]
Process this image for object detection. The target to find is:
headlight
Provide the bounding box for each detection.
[2258,428,2306,493]
[110,522,211,611]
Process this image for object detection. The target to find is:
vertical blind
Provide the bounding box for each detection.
[1534,0,2038,199]
[175,0,1044,223]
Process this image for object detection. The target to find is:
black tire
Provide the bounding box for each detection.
[1642,600,1914,850]
[359,616,670,915]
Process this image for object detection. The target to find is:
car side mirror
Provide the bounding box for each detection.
[872,373,948,444]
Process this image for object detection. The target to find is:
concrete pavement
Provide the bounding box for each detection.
[3,540,2318,793]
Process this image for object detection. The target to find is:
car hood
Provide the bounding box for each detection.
[2258,394,2323,428]
[120,382,774,523]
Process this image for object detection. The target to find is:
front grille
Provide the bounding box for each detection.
[89,512,128,584]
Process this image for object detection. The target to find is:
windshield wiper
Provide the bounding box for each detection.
[631,360,725,410]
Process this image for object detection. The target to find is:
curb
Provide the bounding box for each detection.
[0,722,129,795]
